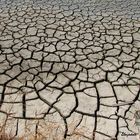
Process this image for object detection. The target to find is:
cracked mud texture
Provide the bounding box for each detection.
[0,0,140,139]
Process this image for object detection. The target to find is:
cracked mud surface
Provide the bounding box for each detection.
[0,0,140,139]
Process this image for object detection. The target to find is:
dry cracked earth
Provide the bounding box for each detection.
[0,0,140,140]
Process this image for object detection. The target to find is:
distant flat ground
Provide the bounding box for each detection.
[0,0,140,140]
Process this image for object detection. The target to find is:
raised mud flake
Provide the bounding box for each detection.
[0,39,14,49]
[25,36,40,44]
[107,71,121,83]
[105,48,121,57]
[26,99,50,118]
[119,52,135,62]
[122,36,133,43]
[54,93,76,117]
[76,92,97,114]
[96,82,115,97]
[101,59,121,71]
[19,49,32,59]
[133,32,140,41]
[27,26,38,36]
[107,29,120,36]
[39,88,62,103]
[95,118,117,139]
[87,68,106,82]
